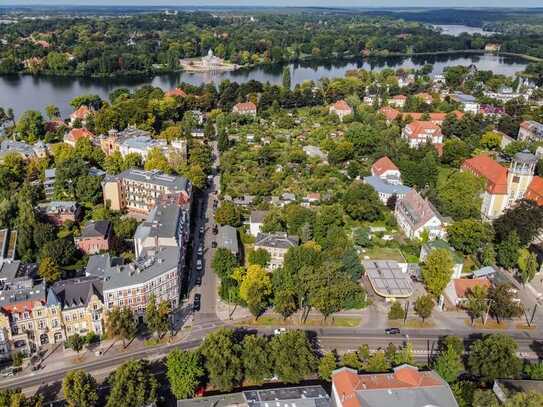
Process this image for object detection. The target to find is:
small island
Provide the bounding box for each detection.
[180,49,239,73]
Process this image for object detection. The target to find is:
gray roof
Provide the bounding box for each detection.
[38,201,79,213]
[494,379,543,403]
[514,150,538,165]
[0,261,21,283]
[250,210,268,224]
[122,135,166,151]
[218,225,239,255]
[48,276,103,309]
[0,282,46,309]
[363,260,414,298]
[177,386,330,407]
[106,169,189,191]
[0,140,35,157]
[255,232,299,250]
[80,220,111,239]
[135,201,181,241]
[453,91,477,103]
[355,385,458,407]
[85,247,180,290]
[364,176,412,195]
[44,168,56,179]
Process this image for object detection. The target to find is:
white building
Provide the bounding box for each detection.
[395,189,447,240]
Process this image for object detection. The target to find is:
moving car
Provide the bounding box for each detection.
[193,294,201,311]
[385,327,401,335]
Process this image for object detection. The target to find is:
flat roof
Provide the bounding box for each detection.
[363,260,414,298]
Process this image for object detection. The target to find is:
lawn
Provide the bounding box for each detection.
[387,319,435,328]
[240,315,362,328]
[361,247,406,262]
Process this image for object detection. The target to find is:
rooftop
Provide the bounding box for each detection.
[364,176,411,195]
[453,278,491,299]
[371,156,399,176]
[48,276,103,309]
[218,225,239,255]
[107,168,189,191]
[255,232,299,250]
[363,260,413,298]
[250,210,268,224]
[462,154,508,194]
[79,220,111,239]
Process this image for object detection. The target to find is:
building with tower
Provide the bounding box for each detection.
[462,151,543,220]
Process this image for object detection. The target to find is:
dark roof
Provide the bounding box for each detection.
[80,220,111,239]
[48,276,103,309]
[250,210,268,224]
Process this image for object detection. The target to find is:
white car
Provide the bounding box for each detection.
[196,259,203,271]
[274,328,287,336]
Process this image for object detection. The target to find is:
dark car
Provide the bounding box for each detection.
[212,225,218,235]
[385,327,401,335]
[193,294,201,311]
[195,275,202,286]
[211,241,217,248]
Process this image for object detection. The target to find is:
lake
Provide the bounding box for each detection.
[432,24,496,37]
[0,52,528,118]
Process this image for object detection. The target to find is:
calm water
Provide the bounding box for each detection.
[433,24,496,37]
[0,52,528,118]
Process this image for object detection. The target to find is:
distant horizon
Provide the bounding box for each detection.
[3,1,543,9]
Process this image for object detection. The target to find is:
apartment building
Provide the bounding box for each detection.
[102,169,191,216]
[254,232,299,271]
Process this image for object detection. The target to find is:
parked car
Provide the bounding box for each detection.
[199,226,204,235]
[212,224,218,234]
[385,327,401,335]
[211,241,217,248]
[196,259,203,271]
[195,275,202,286]
[274,328,287,336]
[193,294,201,311]
[197,246,203,256]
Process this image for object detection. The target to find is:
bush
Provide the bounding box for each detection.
[388,302,406,320]
[11,352,24,367]
[84,332,100,344]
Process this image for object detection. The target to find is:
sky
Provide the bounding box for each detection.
[4,1,543,8]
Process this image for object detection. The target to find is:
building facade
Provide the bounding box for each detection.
[394,189,447,240]
[254,232,299,271]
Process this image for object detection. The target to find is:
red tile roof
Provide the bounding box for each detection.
[462,154,508,194]
[379,107,400,121]
[527,176,543,206]
[233,101,257,112]
[165,88,187,97]
[67,128,95,143]
[71,105,91,120]
[392,95,407,100]
[404,120,441,139]
[2,300,37,314]
[332,100,353,112]
[372,156,399,176]
[454,278,491,298]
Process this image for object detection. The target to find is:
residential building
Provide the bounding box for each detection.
[444,277,491,306]
[416,92,434,104]
[451,92,480,113]
[43,168,56,199]
[462,152,542,220]
[518,120,543,142]
[102,169,191,216]
[0,282,64,358]
[380,107,463,125]
[364,156,411,204]
[0,140,47,162]
[302,192,321,207]
[37,201,82,226]
[485,43,501,52]
[86,246,181,317]
[397,73,415,88]
[75,220,113,255]
[479,104,506,117]
[394,189,447,240]
[254,232,299,271]
[389,95,407,108]
[177,386,330,407]
[249,210,267,237]
[191,128,205,138]
[69,105,92,126]
[218,225,239,258]
[331,365,459,407]
[47,276,105,337]
[134,193,191,261]
[420,240,464,279]
[64,127,95,147]
[232,102,257,116]
[484,86,526,103]
[401,120,443,149]
[329,100,353,120]
[526,175,543,206]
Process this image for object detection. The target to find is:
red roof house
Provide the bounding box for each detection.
[526,176,543,206]
[165,88,187,97]
[232,101,257,116]
[64,128,95,147]
[462,154,508,194]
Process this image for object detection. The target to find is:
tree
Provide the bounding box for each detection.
[319,352,337,381]
[70,95,102,110]
[269,330,317,383]
[473,390,500,407]
[241,335,271,384]
[421,249,454,297]
[0,389,43,407]
[465,285,488,324]
[45,104,60,120]
[436,171,484,220]
[38,256,61,283]
[106,359,158,407]
[524,362,543,380]
[414,294,434,322]
[106,307,137,348]
[15,110,45,142]
[494,200,543,246]
[468,334,522,382]
[342,182,384,221]
[144,294,170,338]
[66,334,85,354]
[200,328,242,391]
[388,302,406,320]
[166,349,204,400]
[144,148,171,173]
[238,265,272,317]
[211,248,238,280]
[282,66,291,89]
[517,249,538,284]
[505,391,543,407]
[63,370,99,407]
[488,284,523,322]
[247,248,271,267]
[215,201,241,227]
[434,343,463,383]
[364,350,390,372]
[447,220,493,255]
[497,231,521,270]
